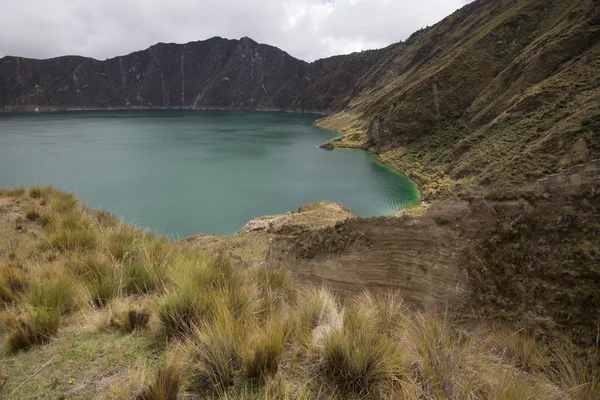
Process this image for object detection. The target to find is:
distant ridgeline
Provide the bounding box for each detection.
[0,36,388,112]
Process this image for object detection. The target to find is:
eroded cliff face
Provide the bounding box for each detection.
[0,36,386,112]
[182,159,600,343]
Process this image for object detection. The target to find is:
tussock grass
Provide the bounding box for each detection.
[486,327,548,372]
[28,186,44,199]
[317,304,402,397]
[1,306,61,351]
[188,307,244,391]
[96,363,151,400]
[486,367,559,400]
[402,312,490,399]
[110,306,151,333]
[122,236,172,294]
[550,347,600,400]
[25,208,41,221]
[294,287,341,348]
[242,315,290,381]
[0,262,28,305]
[75,252,122,307]
[2,186,599,398]
[158,288,213,339]
[137,354,185,400]
[0,187,26,197]
[47,191,78,212]
[24,274,81,315]
[255,267,296,315]
[45,213,97,251]
[102,224,141,261]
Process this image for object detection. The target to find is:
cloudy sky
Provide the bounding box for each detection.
[0,0,470,62]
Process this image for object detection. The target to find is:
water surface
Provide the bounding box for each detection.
[0,110,419,236]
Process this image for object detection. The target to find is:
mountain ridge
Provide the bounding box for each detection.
[0,35,392,113]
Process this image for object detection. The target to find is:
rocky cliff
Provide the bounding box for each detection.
[0,36,387,112]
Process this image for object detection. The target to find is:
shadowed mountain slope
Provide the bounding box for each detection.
[0,36,388,112]
[320,0,600,198]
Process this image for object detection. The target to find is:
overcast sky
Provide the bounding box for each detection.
[0,0,471,62]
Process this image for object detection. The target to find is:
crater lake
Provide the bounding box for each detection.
[0,110,419,237]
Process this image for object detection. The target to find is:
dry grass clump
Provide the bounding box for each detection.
[1,306,61,351]
[99,354,186,400]
[74,252,122,308]
[402,312,489,399]
[110,305,151,333]
[136,354,185,400]
[2,186,599,398]
[0,187,26,197]
[188,307,244,391]
[0,262,28,305]
[549,347,600,400]
[316,304,402,397]
[24,274,81,315]
[45,211,97,251]
[242,315,290,381]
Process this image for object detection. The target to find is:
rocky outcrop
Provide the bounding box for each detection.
[0,37,387,112]
[182,159,600,316]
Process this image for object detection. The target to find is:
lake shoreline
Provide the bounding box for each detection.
[0,110,418,236]
[0,105,329,116]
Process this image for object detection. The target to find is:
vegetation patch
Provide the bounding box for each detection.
[465,185,600,345]
[0,187,598,398]
[294,221,364,259]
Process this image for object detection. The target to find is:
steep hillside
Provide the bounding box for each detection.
[1,187,598,399]
[320,0,600,198]
[0,36,386,112]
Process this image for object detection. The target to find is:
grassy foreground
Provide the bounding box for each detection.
[0,187,598,399]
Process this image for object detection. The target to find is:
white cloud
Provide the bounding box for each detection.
[0,0,467,62]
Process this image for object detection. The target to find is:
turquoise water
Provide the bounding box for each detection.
[0,110,419,237]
